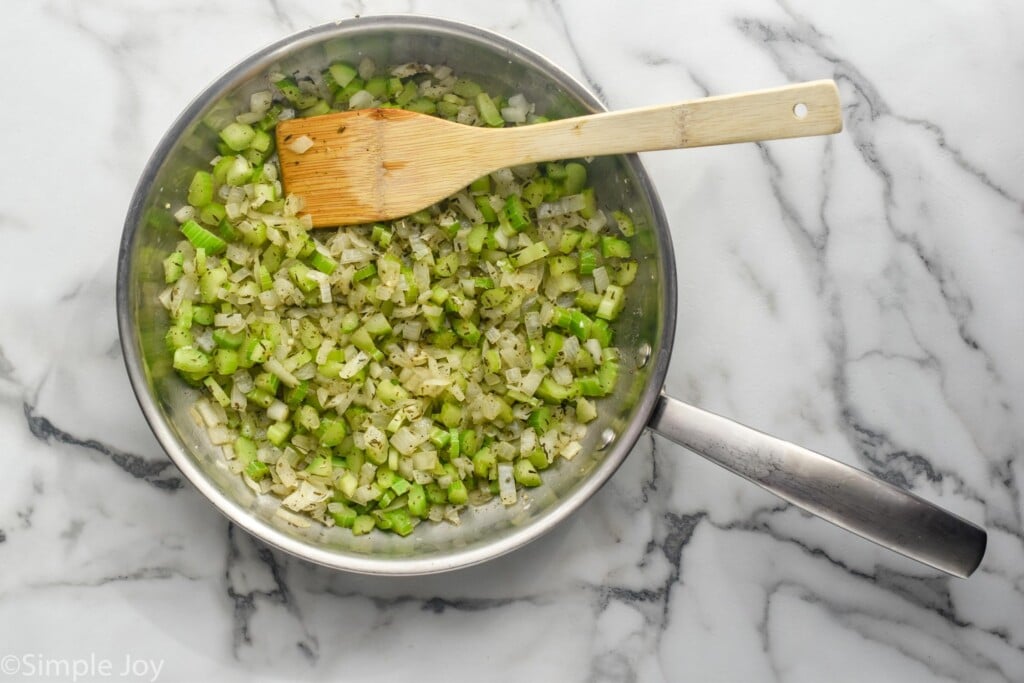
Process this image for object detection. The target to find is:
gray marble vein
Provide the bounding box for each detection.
[23,401,183,491]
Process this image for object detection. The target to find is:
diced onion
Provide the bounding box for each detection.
[339,351,370,379]
[520,428,536,455]
[341,248,373,264]
[287,135,314,154]
[593,266,610,294]
[538,194,586,219]
[561,442,582,461]
[173,205,195,224]
[267,400,289,422]
[586,210,608,233]
[195,399,222,427]
[519,368,546,396]
[551,365,573,386]
[501,106,527,123]
[281,481,330,512]
[250,90,273,115]
[232,371,254,393]
[498,463,517,505]
[264,357,299,388]
[348,89,374,110]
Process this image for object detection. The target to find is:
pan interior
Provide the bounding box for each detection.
[119,17,675,573]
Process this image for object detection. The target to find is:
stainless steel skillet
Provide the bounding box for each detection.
[117,16,986,576]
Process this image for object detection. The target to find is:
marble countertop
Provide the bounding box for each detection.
[2,1,1022,681]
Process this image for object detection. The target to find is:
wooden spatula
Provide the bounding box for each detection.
[276,80,841,227]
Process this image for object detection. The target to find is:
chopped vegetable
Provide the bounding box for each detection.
[158,60,639,537]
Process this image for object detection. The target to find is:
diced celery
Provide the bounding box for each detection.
[173,347,212,374]
[591,318,613,347]
[522,178,550,207]
[447,479,468,505]
[576,397,598,423]
[528,448,549,471]
[467,224,488,253]
[274,76,319,109]
[284,381,309,408]
[163,251,184,283]
[513,459,542,487]
[564,162,587,194]
[472,447,496,479]
[579,187,598,219]
[328,62,358,89]
[331,502,358,528]
[165,326,192,351]
[181,219,226,255]
[448,427,461,459]
[598,360,619,393]
[406,97,437,115]
[211,155,235,184]
[200,202,227,227]
[612,210,635,236]
[192,304,214,326]
[267,421,292,446]
[382,509,414,536]
[214,349,239,376]
[559,229,583,254]
[536,377,575,404]
[578,249,598,275]
[306,454,332,477]
[361,77,387,100]
[452,319,481,346]
[568,310,593,341]
[426,483,447,505]
[575,290,602,314]
[288,263,317,293]
[377,379,409,405]
[474,195,497,222]
[262,243,284,272]
[601,236,632,259]
[219,122,256,152]
[353,263,376,282]
[394,81,418,106]
[615,260,639,286]
[408,484,428,517]
[296,404,320,432]
[188,171,214,208]
[475,92,505,127]
[213,328,244,349]
[543,331,564,364]
[225,156,252,186]
[352,514,376,535]
[511,241,550,268]
[577,375,605,397]
[364,313,392,337]
[503,194,530,231]
[315,417,348,448]
[246,460,269,481]
[309,249,337,275]
[453,78,482,99]
[528,407,552,432]
[469,175,490,193]
[596,285,625,321]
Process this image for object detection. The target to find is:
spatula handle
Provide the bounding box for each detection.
[500,80,842,165]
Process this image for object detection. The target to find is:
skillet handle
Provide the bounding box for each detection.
[647,393,987,578]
